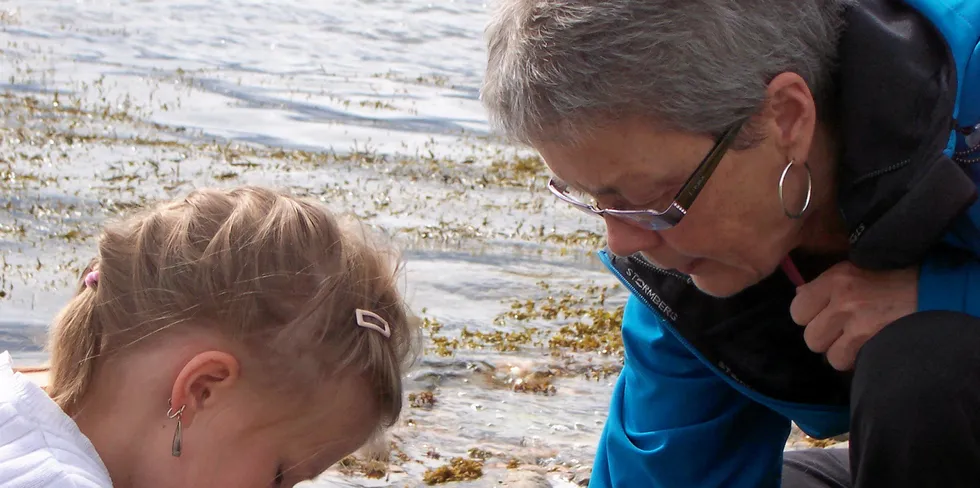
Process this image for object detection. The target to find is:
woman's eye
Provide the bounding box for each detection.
[619,196,664,211]
[635,187,680,210]
[631,198,660,210]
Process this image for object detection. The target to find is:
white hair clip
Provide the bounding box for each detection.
[355,309,391,338]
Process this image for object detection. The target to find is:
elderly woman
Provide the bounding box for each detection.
[481,1,980,487]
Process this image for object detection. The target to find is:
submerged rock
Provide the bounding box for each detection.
[501,470,552,488]
[570,466,592,486]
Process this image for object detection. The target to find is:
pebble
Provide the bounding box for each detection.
[500,470,553,488]
[571,466,592,487]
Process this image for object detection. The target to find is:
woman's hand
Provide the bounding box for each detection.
[789,261,919,371]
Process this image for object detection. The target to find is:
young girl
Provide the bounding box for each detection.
[0,186,418,487]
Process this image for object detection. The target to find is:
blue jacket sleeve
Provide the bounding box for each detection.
[589,295,792,488]
[919,199,980,316]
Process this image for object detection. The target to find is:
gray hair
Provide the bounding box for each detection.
[481,0,846,145]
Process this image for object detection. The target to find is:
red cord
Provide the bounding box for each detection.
[780,256,806,287]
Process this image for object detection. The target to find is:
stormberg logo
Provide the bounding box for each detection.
[849,223,866,244]
[625,268,679,322]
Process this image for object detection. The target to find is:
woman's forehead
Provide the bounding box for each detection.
[537,128,701,196]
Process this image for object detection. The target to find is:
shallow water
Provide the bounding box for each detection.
[0,1,625,486]
[0,1,832,486]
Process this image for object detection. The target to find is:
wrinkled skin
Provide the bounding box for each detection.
[534,72,919,370]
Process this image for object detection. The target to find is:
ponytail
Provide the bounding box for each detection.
[42,186,422,437]
[47,263,102,413]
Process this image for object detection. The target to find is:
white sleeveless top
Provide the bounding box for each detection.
[0,351,112,487]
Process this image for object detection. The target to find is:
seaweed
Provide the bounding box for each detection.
[422,457,484,485]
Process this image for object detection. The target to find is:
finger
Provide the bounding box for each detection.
[825,312,877,372]
[789,262,855,325]
[825,330,864,371]
[802,306,844,354]
[790,281,832,326]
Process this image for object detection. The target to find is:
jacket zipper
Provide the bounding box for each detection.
[598,250,845,415]
[626,254,693,283]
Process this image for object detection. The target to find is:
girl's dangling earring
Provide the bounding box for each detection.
[166,399,186,457]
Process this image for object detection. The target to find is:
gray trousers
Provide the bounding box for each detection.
[782,449,850,488]
[779,311,980,488]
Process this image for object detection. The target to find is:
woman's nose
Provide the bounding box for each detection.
[603,215,662,257]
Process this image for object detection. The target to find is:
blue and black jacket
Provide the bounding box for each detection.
[588,0,980,486]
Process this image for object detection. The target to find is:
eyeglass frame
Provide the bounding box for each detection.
[547,120,745,231]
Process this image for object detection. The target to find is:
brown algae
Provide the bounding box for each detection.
[422,457,485,485]
[408,390,437,409]
[422,282,625,366]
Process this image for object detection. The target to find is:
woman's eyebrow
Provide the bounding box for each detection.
[600,179,659,201]
[560,171,666,201]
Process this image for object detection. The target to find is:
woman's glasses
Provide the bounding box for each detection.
[547,121,744,230]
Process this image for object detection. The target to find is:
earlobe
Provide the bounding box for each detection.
[764,72,817,157]
[169,351,241,427]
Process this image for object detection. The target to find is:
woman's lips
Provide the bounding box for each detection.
[640,253,704,275]
[676,259,703,275]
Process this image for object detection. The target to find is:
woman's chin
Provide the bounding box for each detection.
[689,265,760,298]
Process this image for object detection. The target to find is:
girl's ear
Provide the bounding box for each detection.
[169,351,241,427]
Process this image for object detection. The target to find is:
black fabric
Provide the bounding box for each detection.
[849,310,980,488]
[601,0,980,406]
[607,253,851,406]
[781,311,980,488]
[836,0,976,270]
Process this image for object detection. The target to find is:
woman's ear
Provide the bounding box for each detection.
[763,72,818,160]
[168,351,241,427]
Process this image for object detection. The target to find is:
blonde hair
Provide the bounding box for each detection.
[48,186,418,429]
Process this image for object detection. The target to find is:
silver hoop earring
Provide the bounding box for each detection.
[778,159,812,219]
[166,400,186,458]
